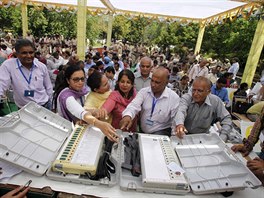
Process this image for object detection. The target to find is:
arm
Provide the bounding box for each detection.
[223,89,229,104]
[215,99,232,142]
[102,92,117,114]
[122,89,145,119]
[174,94,191,138]
[42,63,53,99]
[66,96,119,142]
[0,61,11,97]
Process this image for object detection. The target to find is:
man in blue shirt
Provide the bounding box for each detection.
[211,78,229,105]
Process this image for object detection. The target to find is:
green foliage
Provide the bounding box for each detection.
[0,6,262,69]
[0,6,22,35]
[202,18,258,66]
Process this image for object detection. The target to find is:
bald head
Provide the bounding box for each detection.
[151,66,169,97]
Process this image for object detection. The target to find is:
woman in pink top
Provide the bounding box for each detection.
[102,69,137,132]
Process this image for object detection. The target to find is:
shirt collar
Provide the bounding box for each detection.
[16,58,37,69]
[191,94,212,106]
[147,86,169,99]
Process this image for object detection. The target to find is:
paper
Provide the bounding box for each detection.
[167,162,185,174]
[0,160,22,180]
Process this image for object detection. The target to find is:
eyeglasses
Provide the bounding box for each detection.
[71,77,85,83]
[192,89,210,94]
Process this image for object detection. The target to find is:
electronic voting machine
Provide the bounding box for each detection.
[120,133,262,195]
[0,102,120,187]
[52,125,104,175]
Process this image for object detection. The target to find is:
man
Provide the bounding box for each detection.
[228,57,239,79]
[188,59,209,83]
[174,76,232,142]
[120,67,180,136]
[134,56,152,92]
[0,39,53,109]
[211,78,229,105]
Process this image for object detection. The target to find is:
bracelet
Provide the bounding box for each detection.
[85,115,97,126]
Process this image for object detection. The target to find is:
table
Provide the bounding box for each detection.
[1,171,263,198]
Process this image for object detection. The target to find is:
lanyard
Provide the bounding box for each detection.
[17,59,34,85]
[150,97,158,118]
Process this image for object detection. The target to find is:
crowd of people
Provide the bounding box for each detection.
[0,35,264,196]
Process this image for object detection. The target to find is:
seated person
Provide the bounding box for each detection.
[248,77,264,102]
[101,69,137,131]
[211,78,229,105]
[53,65,118,142]
[234,82,248,97]
[120,67,180,136]
[246,101,264,122]
[174,76,232,142]
[173,75,189,97]
[231,106,264,186]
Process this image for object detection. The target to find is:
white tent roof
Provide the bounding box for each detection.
[3,0,260,23]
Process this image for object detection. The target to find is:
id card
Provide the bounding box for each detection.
[145,118,154,126]
[24,90,34,97]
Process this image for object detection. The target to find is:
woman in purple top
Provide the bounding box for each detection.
[53,65,118,142]
[102,69,137,132]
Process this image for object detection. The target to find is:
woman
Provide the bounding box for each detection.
[101,69,137,131]
[53,65,118,142]
[84,71,112,122]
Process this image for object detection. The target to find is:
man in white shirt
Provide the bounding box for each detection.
[120,67,180,136]
[228,58,239,79]
[188,59,209,83]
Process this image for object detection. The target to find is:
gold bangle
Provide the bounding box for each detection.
[85,115,96,126]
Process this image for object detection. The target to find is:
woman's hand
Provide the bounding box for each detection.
[91,109,108,120]
[96,120,119,142]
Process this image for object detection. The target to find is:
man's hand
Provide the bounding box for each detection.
[231,144,250,157]
[1,186,29,198]
[120,116,133,131]
[247,157,264,174]
[175,124,188,139]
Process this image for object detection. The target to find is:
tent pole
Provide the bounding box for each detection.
[77,0,87,61]
[106,14,113,48]
[194,25,205,55]
[242,18,264,87]
[21,2,28,38]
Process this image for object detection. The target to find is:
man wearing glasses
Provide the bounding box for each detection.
[0,39,53,109]
[174,76,232,142]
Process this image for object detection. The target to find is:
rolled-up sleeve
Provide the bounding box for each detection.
[122,89,145,119]
[174,93,191,126]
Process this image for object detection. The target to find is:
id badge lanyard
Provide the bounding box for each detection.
[150,97,158,118]
[17,59,34,88]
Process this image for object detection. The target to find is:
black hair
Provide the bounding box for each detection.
[53,65,85,111]
[15,39,35,53]
[115,69,135,99]
[181,75,189,81]
[87,71,104,92]
[239,82,248,90]
[104,66,115,74]
[112,56,119,61]
[96,61,104,67]
[217,77,227,84]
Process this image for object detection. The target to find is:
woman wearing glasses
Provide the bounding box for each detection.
[53,64,118,142]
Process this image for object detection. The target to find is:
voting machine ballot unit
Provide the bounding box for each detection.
[120,133,262,195]
[0,102,121,187]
